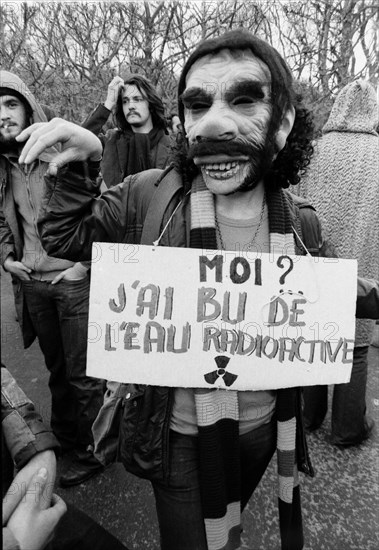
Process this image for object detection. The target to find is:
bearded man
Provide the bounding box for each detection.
[15,30,379,550]
[0,71,104,488]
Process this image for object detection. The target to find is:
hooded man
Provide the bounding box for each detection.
[13,31,379,550]
[299,80,379,445]
[0,71,104,488]
[83,73,172,188]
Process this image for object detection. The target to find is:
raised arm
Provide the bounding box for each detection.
[82,76,124,136]
[82,103,113,137]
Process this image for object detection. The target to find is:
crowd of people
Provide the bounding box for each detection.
[1,27,378,550]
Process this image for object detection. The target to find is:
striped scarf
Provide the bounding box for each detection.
[190,174,303,550]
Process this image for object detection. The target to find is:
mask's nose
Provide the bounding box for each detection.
[193,102,238,143]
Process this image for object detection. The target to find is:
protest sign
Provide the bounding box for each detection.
[87,243,357,390]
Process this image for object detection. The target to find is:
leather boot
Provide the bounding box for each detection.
[59,449,104,487]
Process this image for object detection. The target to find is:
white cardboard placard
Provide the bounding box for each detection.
[87,243,357,390]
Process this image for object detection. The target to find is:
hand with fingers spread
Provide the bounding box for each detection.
[16,118,102,176]
[104,76,124,111]
[4,467,67,550]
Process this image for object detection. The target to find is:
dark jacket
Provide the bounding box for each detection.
[38,164,378,483]
[83,103,172,188]
[38,163,332,483]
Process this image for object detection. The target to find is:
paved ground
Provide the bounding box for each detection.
[1,270,378,549]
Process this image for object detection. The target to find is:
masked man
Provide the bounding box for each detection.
[15,31,379,550]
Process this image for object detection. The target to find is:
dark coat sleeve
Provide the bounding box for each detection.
[82,103,112,138]
[1,366,60,470]
[38,162,163,262]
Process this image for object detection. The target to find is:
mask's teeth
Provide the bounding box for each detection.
[203,161,241,171]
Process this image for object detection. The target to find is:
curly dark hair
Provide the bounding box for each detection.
[114,74,167,132]
[173,29,315,191]
[264,94,314,190]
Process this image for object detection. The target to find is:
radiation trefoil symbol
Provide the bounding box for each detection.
[204,355,238,387]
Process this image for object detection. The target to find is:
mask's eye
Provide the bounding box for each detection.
[231,96,256,106]
[183,99,210,112]
[191,102,210,112]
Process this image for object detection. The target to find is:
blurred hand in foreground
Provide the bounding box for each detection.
[5,466,66,550]
[16,118,102,176]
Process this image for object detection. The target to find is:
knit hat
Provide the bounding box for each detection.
[323,79,378,135]
[177,29,294,137]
